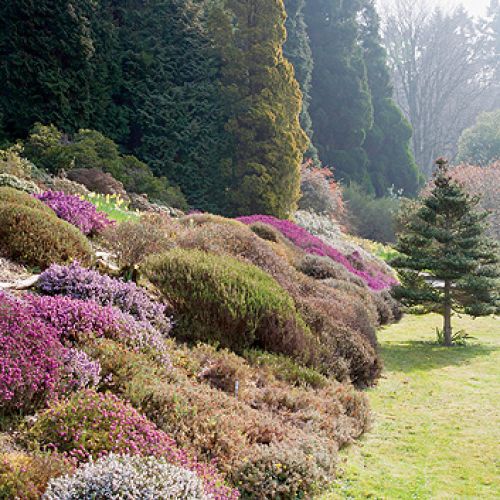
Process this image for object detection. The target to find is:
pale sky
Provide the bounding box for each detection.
[377,0,491,18]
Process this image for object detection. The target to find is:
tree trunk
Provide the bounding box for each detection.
[443,280,453,346]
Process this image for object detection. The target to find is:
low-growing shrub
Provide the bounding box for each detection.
[0,293,64,414]
[90,339,369,493]
[59,348,101,393]
[47,177,90,197]
[27,389,236,499]
[0,144,32,178]
[0,204,92,269]
[176,220,382,385]
[238,215,397,290]
[0,186,53,214]
[35,191,113,236]
[297,254,364,285]
[143,249,315,361]
[67,167,128,198]
[43,454,211,500]
[0,452,72,500]
[24,294,171,365]
[248,222,282,243]
[0,174,41,194]
[100,214,180,271]
[38,262,169,333]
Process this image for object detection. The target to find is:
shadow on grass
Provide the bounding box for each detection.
[379,340,498,373]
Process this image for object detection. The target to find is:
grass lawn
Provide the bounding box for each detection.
[324,313,499,499]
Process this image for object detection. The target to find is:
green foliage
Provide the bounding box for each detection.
[0,174,40,194]
[283,0,318,160]
[360,1,422,197]
[344,184,400,243]
[0,1,123,141]
[115,0,228,213]
[143,248,314,359]
[392,160,500,343]
[83,193,139,224]
[209,0,307,217]
[456,109,500,166]
[0,200,92,269]
[304,0,373,188]
[23,124,187,208]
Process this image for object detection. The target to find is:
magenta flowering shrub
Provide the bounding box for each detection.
[38,262,169,333]
[28,390,238,499]
[0,292,63,413]
[24,294,171,366]
[34,191,112,236]
[238,215,397,290]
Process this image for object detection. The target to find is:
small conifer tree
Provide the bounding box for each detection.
[392,159,499,346]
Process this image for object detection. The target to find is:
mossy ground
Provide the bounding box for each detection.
[323,313,500,499]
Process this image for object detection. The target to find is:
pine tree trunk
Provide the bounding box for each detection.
[443,280,453,346]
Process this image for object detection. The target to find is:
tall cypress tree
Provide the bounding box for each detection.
[392,159,499,346]
[0,0,120,141]
[283,0,317,160]
[209,0,307,218]
[304,0,374,190]
[114,0,228,213]
[360,0,421,197]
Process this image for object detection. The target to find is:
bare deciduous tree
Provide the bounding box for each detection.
[382,0,499,176]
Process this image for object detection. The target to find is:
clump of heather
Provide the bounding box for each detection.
[35,191,112,236]
[28,390,238,499]
[24,294,171,366]
[59,348,101,392]
[0,292,63,413]
[238,215,397,290]
[38,262,169,333]
[43,454,211,500]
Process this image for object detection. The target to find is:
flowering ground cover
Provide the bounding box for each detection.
[237,215,397,290]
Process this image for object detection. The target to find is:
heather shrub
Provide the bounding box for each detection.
[0,174,41,194]
[43,455,210,500]
[38,262,169,333]
[59,348,101,393]
[0,204,92,269]
[243,350,329,389]
[0,186,53,214]
[47,177,90,196]
[297,254,365,285]
[238,215,396,290]
[67,167,128,197]
[249,222,282,242]
[24,294,171,365]
[143,249,315,361]
[35,191,113,236]
[27,390,236,499]
[177,221,382,385]
[232,441,329,499]
[180,213,242,228]
[0,292,64,414]
[100,213,180,271]
[0,452,72,500]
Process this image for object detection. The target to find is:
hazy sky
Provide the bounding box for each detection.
[377,0,491,18]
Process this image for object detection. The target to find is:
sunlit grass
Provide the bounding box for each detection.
[323,313,500,499]
[83,193,139,223]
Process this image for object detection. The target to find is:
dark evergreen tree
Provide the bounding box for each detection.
[283,0,318,160]
[392,159,499,346]
[209,0,307,218]
[360,0,421,197]
[114,0,228,213]
[0,0,121,141]
[304,0,374,190]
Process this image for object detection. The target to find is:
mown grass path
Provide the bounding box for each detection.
[324,314,499,499]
